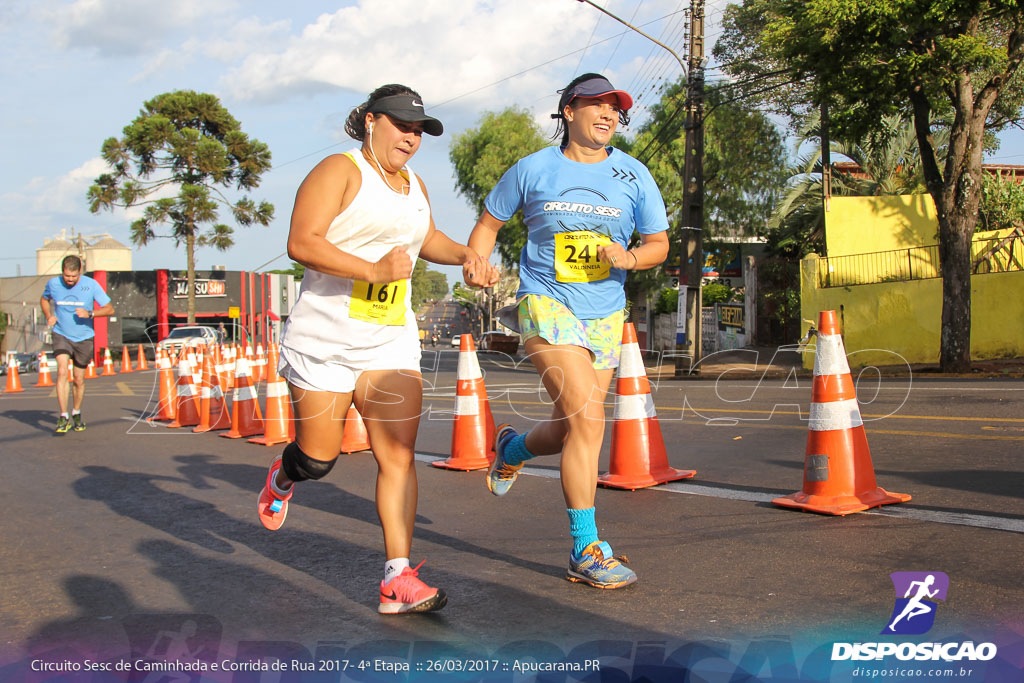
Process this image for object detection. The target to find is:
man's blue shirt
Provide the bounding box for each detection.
[43,275,111,342]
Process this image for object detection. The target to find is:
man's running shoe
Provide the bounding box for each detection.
[486,423,523,496]
[72,414,86,432]
[55,416,71,434]
[567,541,637,589]
[378,561,447,615]
[257,456,292,531]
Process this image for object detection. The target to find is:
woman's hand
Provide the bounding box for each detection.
[369,246,414,283]
[597,243,635,270]
[463,254,500,287]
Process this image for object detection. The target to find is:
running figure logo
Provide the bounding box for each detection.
[882,571,949,635]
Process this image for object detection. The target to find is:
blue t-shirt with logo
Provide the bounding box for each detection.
[43,275,111,342]
[485,146,668,319]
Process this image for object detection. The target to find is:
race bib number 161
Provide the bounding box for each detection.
[349,279,408,326]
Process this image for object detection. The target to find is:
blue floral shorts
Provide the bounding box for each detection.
[517,294,624,369]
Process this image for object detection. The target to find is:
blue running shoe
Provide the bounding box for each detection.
[487,423,523,497]
[567,541,637,589]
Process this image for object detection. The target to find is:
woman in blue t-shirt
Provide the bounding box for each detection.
[465,73,669,589]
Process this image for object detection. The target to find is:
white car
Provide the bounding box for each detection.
[451,334,464,348]
[157,325,221,354]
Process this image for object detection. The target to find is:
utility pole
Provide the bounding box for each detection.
[676,0,705,376]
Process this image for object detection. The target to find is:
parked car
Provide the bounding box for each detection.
[1,352,34,375]
[478,330,520,354]
[157,325,221,355]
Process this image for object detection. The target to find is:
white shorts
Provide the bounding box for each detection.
[279,336,422,394]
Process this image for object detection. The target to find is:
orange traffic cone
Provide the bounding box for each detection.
[194,355,231,433]
[599,323,697,490]
[253,344,266,384]
[340,405,371,453]
[248,346,292,446]
[101,348,117,376]
[166,359,201,428]
[220,344,235,390]
[220,356,264,439]
[147,349,177,423]
[120,346,134,373]
[34,353,54,387]
[772,310,911,515]
[85,359,99,379]
[432,333,495,470]
[136,344,148,371]
[4,356,24,393]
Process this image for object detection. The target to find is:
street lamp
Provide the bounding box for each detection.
[575,0,687,74]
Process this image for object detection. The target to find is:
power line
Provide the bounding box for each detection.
[602,0,644,72]
[635,69,797,165]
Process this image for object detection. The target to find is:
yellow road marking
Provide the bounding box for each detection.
[471,397,1024,424]
[428,396,1024,442]
[116,382,135,396]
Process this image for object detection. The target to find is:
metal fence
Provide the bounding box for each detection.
[818,233,1024,288]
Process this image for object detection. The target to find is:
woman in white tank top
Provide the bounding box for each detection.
[257,84,499,615]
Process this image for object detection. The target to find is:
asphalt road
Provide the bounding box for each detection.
[1,356,1022,681]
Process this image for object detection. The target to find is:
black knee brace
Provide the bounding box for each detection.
[281,441,337,482]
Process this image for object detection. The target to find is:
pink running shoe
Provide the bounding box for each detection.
[378,561,448,615]
[257,456,292,531]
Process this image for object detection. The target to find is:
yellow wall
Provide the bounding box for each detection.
[801,255,1024,368]
[826,195,940,255]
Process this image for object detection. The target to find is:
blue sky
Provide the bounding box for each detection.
[2,0,1022,287]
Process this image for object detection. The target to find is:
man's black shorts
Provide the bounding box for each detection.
[52,333,95,369]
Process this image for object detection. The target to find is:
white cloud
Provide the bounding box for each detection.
[47,0,236,56]
[222,0,593,107]
[43,156,109,214]
[199,17,291,62]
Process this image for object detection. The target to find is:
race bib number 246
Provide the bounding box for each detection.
[554,230,611,283]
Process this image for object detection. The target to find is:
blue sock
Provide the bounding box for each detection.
[567,507,599,557]
[502,433,536,467]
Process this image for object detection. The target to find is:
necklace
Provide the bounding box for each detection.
[363,138,409,195]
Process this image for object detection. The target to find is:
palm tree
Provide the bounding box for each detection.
[765,112,945,256]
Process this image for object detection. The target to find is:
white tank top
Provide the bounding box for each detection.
[281,149,431,364]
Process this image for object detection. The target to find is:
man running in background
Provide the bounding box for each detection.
[40,255,115,434]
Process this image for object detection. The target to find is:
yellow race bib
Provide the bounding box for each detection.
[554,230,611,283]
[349,279,408,326]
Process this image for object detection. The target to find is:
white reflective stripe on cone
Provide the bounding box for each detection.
[813,333,851,377]
[266,381,289,398]
[177,383,195,397]
[809,398,863,431]
[455,394,480,416]
[234,385,258,402]
[457,351,482,380]
[617,342,645,379]
[613,392,656,421]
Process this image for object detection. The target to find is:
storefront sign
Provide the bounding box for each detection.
[172,279,227,298]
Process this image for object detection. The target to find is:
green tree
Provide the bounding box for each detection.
[628,79,789,296]
[449,107,548,268]
[271,261,305,281]
[978,170,1024,231]
[768,112,943,256]
[410,259,448,307]
[637,81,788,238]
[88,91,274,323]
[717,0,1024,371]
